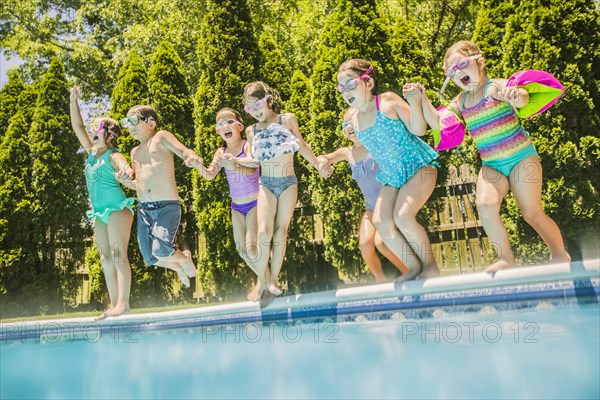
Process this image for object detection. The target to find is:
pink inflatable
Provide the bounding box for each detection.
[433,106,465,151]
[506,70,565,118]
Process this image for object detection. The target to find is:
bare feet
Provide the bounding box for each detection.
[374,276,387,284]
[248,281,265,302]
[247,284,260,302]
[267,282,282,296]
[393,265,422,286]
[94,306,114,321]
[175,267,191,288]
[181,250,197,278]
[550,252,571,264]
[417,265,441,280]
[105,304,131,317]
[485,259,515,274]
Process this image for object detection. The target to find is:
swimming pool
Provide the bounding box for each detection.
[1,260,599,399]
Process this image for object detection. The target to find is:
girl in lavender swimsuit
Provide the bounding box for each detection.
[193,107,261,301]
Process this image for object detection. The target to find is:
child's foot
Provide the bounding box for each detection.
[247,284,260,301]
[417,265,441,280]
[267,282,282,296]
[176,267,191,288]
[94,306,114,321]
[248,281,264,302]
[550,252,571,264]
[105,304,131,317]
[374,276,387,284]
[181,250,197,278]
[393,267,421,286]
[485,259,515,274]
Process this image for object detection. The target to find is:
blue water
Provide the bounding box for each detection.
[1,305,599,399]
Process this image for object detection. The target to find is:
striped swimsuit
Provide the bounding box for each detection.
[461,80,538,176]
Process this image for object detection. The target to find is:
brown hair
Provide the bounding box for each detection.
[243,81,282,114]
[96,117,121,149]
[443,41,482,70]
[216,107,244,124]
[337,59,378,95]
[128,105,159,130]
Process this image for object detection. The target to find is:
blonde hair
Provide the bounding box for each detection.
[443,41,482,70]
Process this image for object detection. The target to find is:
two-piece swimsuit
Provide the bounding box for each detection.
[461,79,538,177]
[224,142,259,215]
[354,95,439,188]
[252,115,300,198]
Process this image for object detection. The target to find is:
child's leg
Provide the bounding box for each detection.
[475,166,513,273]
[509,156,570,263]
[231,209,259,275]
[252,186,278,301]
[373,232,409,275]
[393,166,440,280]
[155,249,196,279]
[358,211,386,283]
[154,261,191,288]
[268,184,298,295]
[244,207,260,300]
[373,186,421,280]
[94,221,118,311]
[105,209,133,316]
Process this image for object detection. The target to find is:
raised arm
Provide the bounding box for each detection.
[69,86,93,153]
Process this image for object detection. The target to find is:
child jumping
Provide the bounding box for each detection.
[317,108,409,283]
[231,81,329,300]
[336,59,441,282]
[119,105,201,287]
[70,86,135,318]
[191,107,261,301]
[413,40,570,273]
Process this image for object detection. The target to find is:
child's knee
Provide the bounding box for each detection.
[393,213,416,233]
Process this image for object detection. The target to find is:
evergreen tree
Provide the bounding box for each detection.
[148,40,196,300]
[258,31,292,101]
[0,112,37,317]
[110,50,150,155]
[0,71,25,138]
[28,58,89,313]
[497,0,600,262]
[309,0,400,279]
[193,0,260,300]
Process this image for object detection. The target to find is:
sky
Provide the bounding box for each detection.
[0,52,24,89]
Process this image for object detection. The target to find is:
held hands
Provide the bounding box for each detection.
[218,153,236,168]
[402,82,425,105]
[184,154,203,169]
[70,86,81,103]
[317,158,334,179]
[115,167,137,185]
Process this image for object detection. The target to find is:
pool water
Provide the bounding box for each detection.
[2,305,598,399]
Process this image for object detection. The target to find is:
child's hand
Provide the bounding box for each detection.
[219,153,236,167]
[402,83,424,105]
[184,154,203,168]
[115,167,136,184]
[70,86,81,103]
[500,86,527,106]
[318,159,333,179]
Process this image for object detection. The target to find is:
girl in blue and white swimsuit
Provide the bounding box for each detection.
[336,59,441,282]
[317,108,409,283]
[235,81,330,300]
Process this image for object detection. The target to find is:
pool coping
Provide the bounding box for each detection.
[1,259,598,342]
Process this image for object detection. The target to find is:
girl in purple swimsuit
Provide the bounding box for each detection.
[193,108,261,301]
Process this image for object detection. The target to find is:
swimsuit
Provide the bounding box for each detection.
[84,149,134,225]
[252,116,299,198]
[461,80,538,177]
[355,96,439,187]
[349,152,381,211]
[137,200,181,266]
[224,142,259,216]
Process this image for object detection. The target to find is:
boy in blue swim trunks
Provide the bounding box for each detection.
[118,105,202,287]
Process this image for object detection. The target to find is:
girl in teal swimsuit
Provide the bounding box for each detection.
[70,87,135,318]
[336,59,441,282]
[410,40,570,273]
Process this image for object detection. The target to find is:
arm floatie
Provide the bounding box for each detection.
[506,70,565,118]
[432,106,466,151]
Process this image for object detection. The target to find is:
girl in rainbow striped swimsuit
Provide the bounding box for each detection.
[411,40,570,273]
